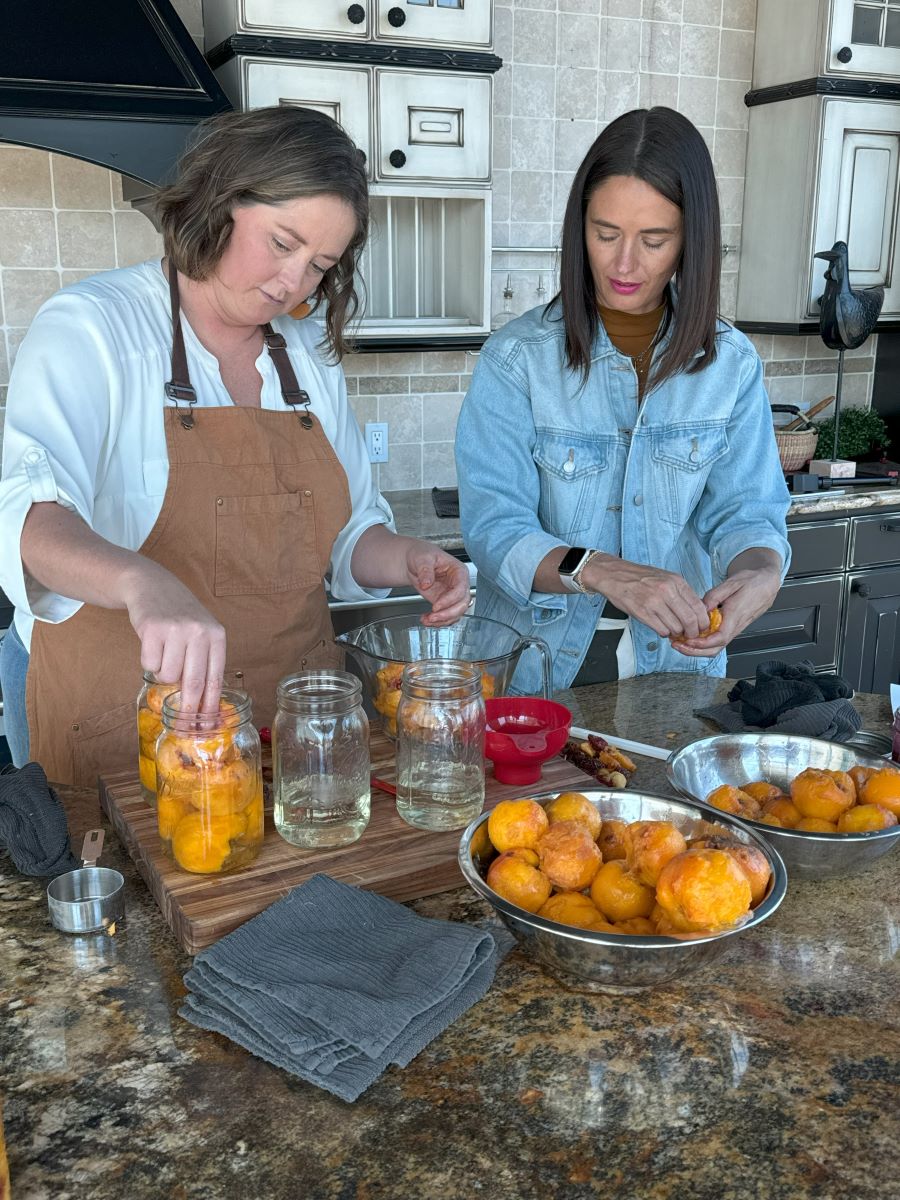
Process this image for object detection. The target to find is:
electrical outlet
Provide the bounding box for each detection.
[365,421,389,463]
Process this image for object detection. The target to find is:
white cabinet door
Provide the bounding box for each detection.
[219,59,373,171]
[375,0,491,49]
[811,98,900,313]
[240,0,370,39]
[375,70,491,182]
[828,0,900,76]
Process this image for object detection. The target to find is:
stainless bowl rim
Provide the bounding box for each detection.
[336,612,534,668]
[46,865,125,905]
[457,787,788,949]
[666,734,900,846]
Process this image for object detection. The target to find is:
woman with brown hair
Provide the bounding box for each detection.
[0,106,470,781]
[456,107,790,692]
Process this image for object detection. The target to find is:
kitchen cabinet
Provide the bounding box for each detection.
[751,0,900,86]
[203,0,492,52]
[727,503,900,688]
[736,95,900,327]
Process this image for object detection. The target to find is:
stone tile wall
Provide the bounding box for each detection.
[0,0,876,482]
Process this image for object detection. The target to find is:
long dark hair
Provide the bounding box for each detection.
[156,106,368,361]
[556,107,721,388]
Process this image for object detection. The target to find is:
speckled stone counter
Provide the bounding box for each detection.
[2,676,898,1200]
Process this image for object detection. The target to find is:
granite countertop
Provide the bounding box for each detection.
[385,486,900,556]
[3,675,899,1200]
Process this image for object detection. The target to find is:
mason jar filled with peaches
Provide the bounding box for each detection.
[136,672,176,805]
[156,688,264,875]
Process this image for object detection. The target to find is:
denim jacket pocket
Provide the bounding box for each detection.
[533,431,613,540]
[650,421,729,527]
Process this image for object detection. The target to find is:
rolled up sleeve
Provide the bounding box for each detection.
[692,349,792,581]
[456,345,567,614]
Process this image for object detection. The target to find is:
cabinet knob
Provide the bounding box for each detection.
[389,148,407,168]
[387,6,407,27]
[853,581,872,598]
[346,3,365,24]
[837,45,853,63]
[881,522,900,533]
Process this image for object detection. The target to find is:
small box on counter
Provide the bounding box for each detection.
[809,458,857,479]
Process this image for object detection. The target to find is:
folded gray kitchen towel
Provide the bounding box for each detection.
[179,873,509,1102]
[0,762,80,877]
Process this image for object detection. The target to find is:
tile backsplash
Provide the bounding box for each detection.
[0,0,875,485]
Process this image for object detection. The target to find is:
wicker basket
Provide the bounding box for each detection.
[775,427,819,472]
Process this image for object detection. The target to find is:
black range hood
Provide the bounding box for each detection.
[0,0,232,186]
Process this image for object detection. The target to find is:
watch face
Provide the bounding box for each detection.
[559,546,587,574]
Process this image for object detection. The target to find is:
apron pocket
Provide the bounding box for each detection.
[215,490,320,597]
[71,701,137,789]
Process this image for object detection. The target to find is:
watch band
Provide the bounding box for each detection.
[571,549,602,594]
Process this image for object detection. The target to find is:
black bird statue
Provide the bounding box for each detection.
[814,240,884,464]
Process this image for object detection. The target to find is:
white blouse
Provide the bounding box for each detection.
[0,259,393,650]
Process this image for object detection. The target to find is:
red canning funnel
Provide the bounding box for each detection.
[484,697,572,786]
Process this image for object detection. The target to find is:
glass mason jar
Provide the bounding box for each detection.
[395,660,485,831]
[136,672,176,806]
[273,670,371,849]
[892,708,900,764]
[156,688,264,875]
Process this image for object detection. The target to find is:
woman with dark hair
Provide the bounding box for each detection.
[456,107,790,692]
[0,106,470,782]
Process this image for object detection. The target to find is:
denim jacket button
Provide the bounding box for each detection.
[647,640,659,651]
[633,494,643,506]
[563,460,575,474]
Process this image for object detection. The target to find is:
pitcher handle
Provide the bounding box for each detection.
[518,635,553,699]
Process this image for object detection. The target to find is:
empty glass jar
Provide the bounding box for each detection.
[273,670,371,848]
[156,688,264,875]
[395,660,485,831]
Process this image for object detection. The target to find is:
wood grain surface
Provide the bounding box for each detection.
[99,729,598,955]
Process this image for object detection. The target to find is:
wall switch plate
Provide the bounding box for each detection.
[365,421,389,463]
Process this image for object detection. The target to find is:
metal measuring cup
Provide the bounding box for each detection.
[46,829,125,934]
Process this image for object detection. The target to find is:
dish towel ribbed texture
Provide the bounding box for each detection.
[179,873,509,1102]
[0,762,80,876]
[694,660,862,743]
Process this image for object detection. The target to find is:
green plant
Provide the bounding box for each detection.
[814,407,891,459]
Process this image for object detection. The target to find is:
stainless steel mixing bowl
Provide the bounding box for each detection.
[666,733,900,880]
[457,789,787,993]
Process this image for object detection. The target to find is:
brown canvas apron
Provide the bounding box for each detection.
[26,269,352,786]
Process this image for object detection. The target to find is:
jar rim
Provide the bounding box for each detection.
[161,687,252,731]
[400,659,483,697]
[276,669,363,713]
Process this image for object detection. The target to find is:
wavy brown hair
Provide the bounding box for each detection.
[555,107,721,389]
[156,106,368,360]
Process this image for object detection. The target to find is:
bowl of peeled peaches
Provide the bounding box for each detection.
[666,733,900,880]
[457,789,786,992]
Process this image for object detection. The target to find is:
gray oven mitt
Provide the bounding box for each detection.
[0,762,80,876]
[695,660,862,743]
[179,873,509,1102]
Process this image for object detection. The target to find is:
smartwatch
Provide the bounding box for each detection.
[558,546,599,594]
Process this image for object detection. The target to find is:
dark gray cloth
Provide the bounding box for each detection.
[695,660,862,743]
[0,761,80,876]
[179,873,510,1102]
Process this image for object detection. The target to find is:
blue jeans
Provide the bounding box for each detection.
[0,622,30,766]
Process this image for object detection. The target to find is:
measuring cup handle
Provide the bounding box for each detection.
[519,635,553,699]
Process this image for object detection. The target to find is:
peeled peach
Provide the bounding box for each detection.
[705,785,760,819]
[537,892,608,931]
[597,818,629,861]
[722,844,771,907]
[757,812,785,828]
[487,798,549,853]
[626,820,687,888]
[859,769,900,817]
[848,765,877,795]
[615,917,657,936]
[795,817,838,833]
[837,804,898,833]
[655,848,752,933]
[537,820,603,891]
[740,780,783,806]
[791,768,854,823]
[544,792,601,841]
[762,796,802,828]
[589,860,655,922]
[672,606,722,644]
[508,847,540,867]
[486,852,553,913]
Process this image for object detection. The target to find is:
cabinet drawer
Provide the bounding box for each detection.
[375,70,491,182]
[849,511,900,567]
[841,567,900,692]
[218,0,370,40]
[787,520,849,576]
[216,59,373,173]
[726,576,843,677]
[375,0,492,49]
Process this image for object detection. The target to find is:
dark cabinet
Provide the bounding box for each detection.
[726,505,900,687]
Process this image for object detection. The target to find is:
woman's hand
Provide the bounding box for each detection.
[672,549,783,658]
[120,559,226,712]
[404,544,472,626]
[579,553,711,640]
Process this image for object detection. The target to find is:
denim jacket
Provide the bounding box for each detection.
[455,300,791,694]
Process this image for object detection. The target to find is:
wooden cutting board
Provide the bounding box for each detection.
[99,728,601,955]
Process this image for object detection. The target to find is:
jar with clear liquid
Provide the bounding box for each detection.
[395,661,485,831]
[273,670,370,848]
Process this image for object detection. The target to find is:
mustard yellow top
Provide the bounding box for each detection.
[598,301,667,398]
